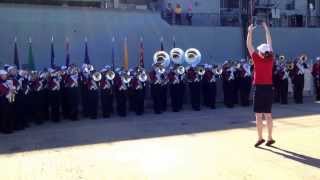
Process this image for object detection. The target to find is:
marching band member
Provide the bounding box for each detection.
[149,63,165,114]
[100,66,114,118]
[61,66,70,119]
[278,59,289,104]
[222,61,236,108]
[202,64,218,109]
[289,56,308,104]
[114,68,130,117]
[16,69,31,129]
[47,68,62,122]
[64,65,80,120]
[0,70,15,134]
[80,64,92,118]
[168,64,185,112]
[312,57,320,101]
[30,70,44,124]
[87,68,100,119]
[232,61,241,105]
[186,65,203,111]
[273,58,281,103]
[238,59,252,106]
[130,67,147,115]
[7,66,21,130]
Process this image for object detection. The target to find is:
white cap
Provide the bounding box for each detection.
[100,68,107,72]
[257,43,272,54]
[7,66,17,72]
[48,68,55,73]
[104,65,111,69]
[316,57,320,61]
[0,70,8,75]
[61,66,67,70]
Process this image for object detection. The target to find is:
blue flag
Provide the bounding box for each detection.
[160,37,164,51]
[112,37,115,71]
[84,37,90,64]
[65,38,70,67]
[50,36,55,68]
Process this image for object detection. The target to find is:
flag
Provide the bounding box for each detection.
[173,36,176,48]
[160,37,164,51]
[50,36,55,68]
[111,37,115,71]
[65,37,70,67]
[84,37,90,64]
[13,37,20,69]
[139,37,144,68]
[123,37,129,70]
[27,37,35,70]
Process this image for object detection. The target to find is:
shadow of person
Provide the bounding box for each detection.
[257,146,320,168]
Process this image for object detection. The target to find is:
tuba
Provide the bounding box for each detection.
[92,71,102,82]
[106,70,115,81]
[185,48,201,67]
[170,48,185,64]
[153,51,170,68]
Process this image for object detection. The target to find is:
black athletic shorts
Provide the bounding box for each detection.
[253,85,273,113]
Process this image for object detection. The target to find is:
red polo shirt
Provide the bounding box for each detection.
[251,52,274,85]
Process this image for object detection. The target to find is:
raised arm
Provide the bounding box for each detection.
[246,24,255,56]
[262,22,273,50]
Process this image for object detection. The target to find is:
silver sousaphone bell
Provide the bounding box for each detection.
[170,48,185,65]
[153,51,170,68]
[185,48,201,67]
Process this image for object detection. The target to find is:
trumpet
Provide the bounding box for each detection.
[92,71,102,82]
[286,62,294,70]
[121,74,131,84]
[175,65,185,75]
[196,65,205,76]
[279,55,286,63]
[213,65,223,75]
[106,70,115,81]
[299,54,308,63]
[138,72,148,82]
[154,64,166,74]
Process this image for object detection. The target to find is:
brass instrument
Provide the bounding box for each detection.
[299,54,308,63]
[121,71,132,84]
[213,65,223,75]
[106,70,115,81]
[185,48,201,67]
[153,51,170,68]
[154,64,166,74]
[196,65,205,76]
[279,55,286,63]
[286,62,294,70]
[175,65,185,75]
[170,48,184,64]
[92,71,102,82]
[138,72,148,82]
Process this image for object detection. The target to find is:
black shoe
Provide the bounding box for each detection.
[254,139,265,147]
[266,140,276,146]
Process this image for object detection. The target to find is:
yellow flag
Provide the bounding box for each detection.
[123,37,129,70]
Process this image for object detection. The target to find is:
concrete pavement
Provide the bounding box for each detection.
[0,99,319,180]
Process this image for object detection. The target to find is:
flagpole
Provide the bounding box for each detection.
[65,37,70,67]
[14,36,20,69]
[51,36,55,68]
[112,37,115,71]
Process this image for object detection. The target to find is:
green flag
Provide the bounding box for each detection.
[28,37,35,70]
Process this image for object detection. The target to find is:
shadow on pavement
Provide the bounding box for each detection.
[257,146,320,169]
[0,99,319,155]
